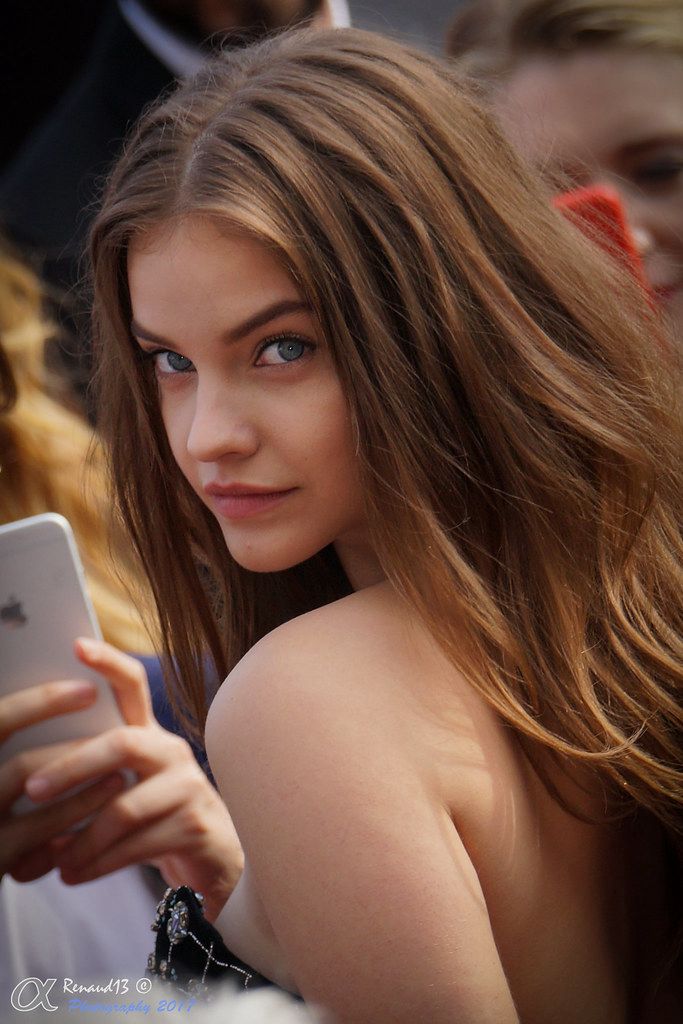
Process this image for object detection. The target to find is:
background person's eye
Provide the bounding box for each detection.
[631,154,683,190]
[256,334,313,366]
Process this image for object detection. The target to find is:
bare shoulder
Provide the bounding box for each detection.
[208,582,415,724]
[205,579,514,833]
[206,585,383,779]
[242,579,412,672]
[205,583,520,1021]
[205,580,486,760]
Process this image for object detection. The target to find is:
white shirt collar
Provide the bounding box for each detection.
[326,0,351,27]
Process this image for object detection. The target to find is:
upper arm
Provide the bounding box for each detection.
[205,622,519,1024]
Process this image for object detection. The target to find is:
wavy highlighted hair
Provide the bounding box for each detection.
[90,29,682,839]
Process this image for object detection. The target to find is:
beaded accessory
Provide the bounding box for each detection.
[147,885,273,998]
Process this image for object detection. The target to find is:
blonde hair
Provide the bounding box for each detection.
[91,29,682,844]
[0,245,155,653]
[445,0,683,74]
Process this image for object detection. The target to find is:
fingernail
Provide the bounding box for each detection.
[63,681,97,702]
[50,835,75,852]
[25,776,51,799]
[76,637,97,657]
[60,869,82,886]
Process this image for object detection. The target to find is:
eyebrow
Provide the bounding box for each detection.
[131,298,312,347]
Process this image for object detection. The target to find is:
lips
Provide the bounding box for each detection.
[203,483,297,520]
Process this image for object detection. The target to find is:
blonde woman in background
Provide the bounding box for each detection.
[0,243,153,652]
[446,0,683,350]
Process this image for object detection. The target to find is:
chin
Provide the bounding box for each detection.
[223,535,324,575]
[234,552,304,574]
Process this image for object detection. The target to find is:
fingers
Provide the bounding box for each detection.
[58,813,190,885]
[50,774,242,918]
[0,739,86,813]
[1,773,125,879]
[9,844,56,883]
[24,724,191,803]
[74,638,155,728]
[54,762,214,875]
[0,681,98,744]
[50,833,76,855]
[57,788,233,888]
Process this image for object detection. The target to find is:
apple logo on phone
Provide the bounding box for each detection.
[1,595,27,629]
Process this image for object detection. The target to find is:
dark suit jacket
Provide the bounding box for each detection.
[0,0,108,170]
[0,2,174,400]
[1,2,173,280]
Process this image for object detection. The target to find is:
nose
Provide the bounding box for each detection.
[630,224,656,260]
[591,175,658,263]
[186,381,259,463]
[607,184,657,260]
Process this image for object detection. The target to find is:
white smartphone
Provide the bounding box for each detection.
[0,512,126,813]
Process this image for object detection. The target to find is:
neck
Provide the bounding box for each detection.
[334,536,385,591]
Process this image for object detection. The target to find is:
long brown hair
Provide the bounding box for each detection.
[90,29,682,838]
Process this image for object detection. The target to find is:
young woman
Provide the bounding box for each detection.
[445,0,683,350]
[20,27,683,1023]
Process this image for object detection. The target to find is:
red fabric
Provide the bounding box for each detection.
[553,184,652,298]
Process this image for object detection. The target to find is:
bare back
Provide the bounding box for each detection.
[207,583,678,1023]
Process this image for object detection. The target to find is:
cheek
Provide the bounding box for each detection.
[282,379,361,511]
[159,395,195,479]
[671,196,683,244]
[308,385,357,472]
[666,294,683,348]
[318,401,364,514]
[492,91,552,169]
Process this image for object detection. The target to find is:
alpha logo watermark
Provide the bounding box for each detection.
[10,977,58,1012]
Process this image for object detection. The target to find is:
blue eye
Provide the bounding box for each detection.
[277,338,306,361]
[153,350,194,374]
[256,334,312,366]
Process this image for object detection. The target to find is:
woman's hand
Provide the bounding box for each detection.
[0,680,126,882]
[21,639,243,919]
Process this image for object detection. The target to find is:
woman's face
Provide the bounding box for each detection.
[494,48,683,346]
[128,215,375,584]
